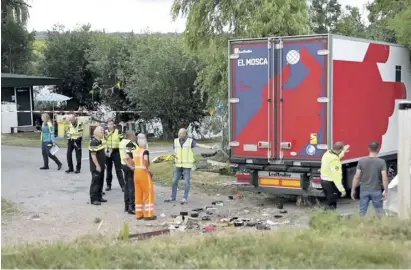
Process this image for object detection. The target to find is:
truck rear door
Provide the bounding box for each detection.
[274,36,330,160]
[229,39,274,158]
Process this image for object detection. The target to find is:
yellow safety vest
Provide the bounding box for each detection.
[174,138,195,168]
[88,138,106,151]
[320,150,345,192]
[40,122,54,142]
[105,129,123,149]
[119,139,138,165]
[68,122,83,139]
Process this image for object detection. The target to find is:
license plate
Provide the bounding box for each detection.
[311,182,322,189]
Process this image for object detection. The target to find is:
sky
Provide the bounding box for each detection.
[27,0,371,33]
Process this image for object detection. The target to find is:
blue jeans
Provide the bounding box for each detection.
[359,188,384,216]
[171,167,191,200]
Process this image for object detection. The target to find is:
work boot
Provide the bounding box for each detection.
[105,186,112,191]
[65,169,73,173]
[99,198,108,203]
[127,206,135,215]
[74,170,80,174]
[39,166,49,170]
[121,186,125,192]
[124,204,128,212]
[136,216,144,220]
[91,201,101,205]
[144,216,157,221]
[57,163,62,171]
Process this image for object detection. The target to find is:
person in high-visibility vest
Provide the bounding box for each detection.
[89,126,107,205]
[125,133,156,220]
[165,128,216,204]
[65,114,83,174]
[40,113,62,170]
[104,119,125,191]
[119,130,138,214]
[320,141,350,209]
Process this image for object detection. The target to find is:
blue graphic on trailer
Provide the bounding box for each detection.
[279,41,327,157]
[234,43,270,136]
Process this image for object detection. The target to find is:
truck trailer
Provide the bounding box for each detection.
[228,34,411,196]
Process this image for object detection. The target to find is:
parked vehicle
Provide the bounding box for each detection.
[228,34,411,196]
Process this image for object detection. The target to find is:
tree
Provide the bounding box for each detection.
[309,0,341,34]
[1,0,34,74]
[87,32,138,113]
[41,25,96,109]
[387,0,411,48]
[124,34,207,139]
[334,5,367,38]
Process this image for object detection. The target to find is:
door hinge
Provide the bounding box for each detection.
[229,98,239,104]
[317,49,329,56]
[275,42,283,49]
[317,97,329,103]
[229,54,239,59]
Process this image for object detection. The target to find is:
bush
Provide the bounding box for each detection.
[2,212,411,268]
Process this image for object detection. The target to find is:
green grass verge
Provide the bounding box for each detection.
[2,212,410,268]
[1,198,19,216]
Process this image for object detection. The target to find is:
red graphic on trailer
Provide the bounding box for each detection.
[333,43,406,160]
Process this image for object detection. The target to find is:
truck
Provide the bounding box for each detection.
[228,34,411,197]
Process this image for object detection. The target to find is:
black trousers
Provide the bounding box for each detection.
[321,180,341,210]
[90,170,105,202]
[122,164,135,210]
[41,142,61,167]
[67,139,82,171]
[106,149,125,188]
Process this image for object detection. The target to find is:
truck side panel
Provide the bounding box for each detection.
[276,37,329,160]
[230,41,273,158]
[332,36,411,160]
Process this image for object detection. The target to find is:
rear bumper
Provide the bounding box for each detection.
[239,184,325,197]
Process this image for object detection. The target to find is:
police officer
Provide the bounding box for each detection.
[89,126,107,205]
[119,130,138,214]
[65,114,83,173]
[104,119,125,191]
[320,141,350,209]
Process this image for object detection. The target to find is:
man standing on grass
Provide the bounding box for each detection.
[351,141,388,216]
[165,128,216,204]
[89,126,107,205]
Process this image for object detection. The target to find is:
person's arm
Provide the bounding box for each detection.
[338,144,350,159]
[89,140,102,172]
[193,140,213,150]
[351,165,362,200]
[48,123,56,144]
[329,159,345,193]
[381,161,388,199]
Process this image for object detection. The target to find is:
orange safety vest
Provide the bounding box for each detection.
[133,148,148,171]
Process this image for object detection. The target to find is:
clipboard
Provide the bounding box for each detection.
[50,144,60,155]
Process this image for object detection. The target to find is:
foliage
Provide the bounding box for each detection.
[1,198,18,215]
[1,0,30,25]
[387,0,411,48]
[334,5,367,38]
[124,34,207,139]
[309,0,341,34]
[3,213,411,268]
[41,25,97,109]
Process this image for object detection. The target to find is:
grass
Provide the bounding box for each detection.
[1,198,19,216]
[2,211,411,268]
[151,154,237,194]
[1,132,220,149]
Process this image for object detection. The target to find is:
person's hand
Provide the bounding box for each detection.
[96,166,101,172]
[340,190,346,197]
[382,190,387,200]
[343,144,350,152]
[351,190,356,200]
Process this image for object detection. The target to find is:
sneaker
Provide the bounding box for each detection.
[164,198,176,203]
[181,198,187,204]
[105,186,112,191]
[65,169,73,173]
[39,166,49,170]
[57,163,62,171]
[99,198,108,203]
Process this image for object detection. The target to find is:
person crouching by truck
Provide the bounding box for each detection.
[320,141,350,210]
[125,133,156,220]
[104,119,125,192]
[89,126,107,205]
[40,113,62,171]
[119,130,138,214]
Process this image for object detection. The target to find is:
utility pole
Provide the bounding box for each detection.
[398,100,411,220]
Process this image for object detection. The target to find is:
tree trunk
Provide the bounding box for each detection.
[161,118,174,140]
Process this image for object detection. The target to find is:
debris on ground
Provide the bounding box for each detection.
[203,224,216,233]
[152,154,175,164]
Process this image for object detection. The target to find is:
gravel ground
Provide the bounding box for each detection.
[1,145,358,245]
